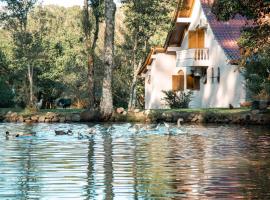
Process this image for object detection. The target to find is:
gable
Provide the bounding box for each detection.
[200,0,249,60]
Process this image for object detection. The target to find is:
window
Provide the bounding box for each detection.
[172,70,184,91]
[188,29,205,49]
[211,68,214,83]
[147,75,151,84]
[202,68,207,84]
[217,67,220,83]
[186,74,200,90]
[211,67,220,84]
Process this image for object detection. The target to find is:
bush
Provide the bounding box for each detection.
[0,78,14,108]
[162,90,192,109]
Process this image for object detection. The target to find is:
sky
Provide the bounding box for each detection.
[40,0,121,7]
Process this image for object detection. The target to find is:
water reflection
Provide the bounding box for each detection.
[0,123,270,199]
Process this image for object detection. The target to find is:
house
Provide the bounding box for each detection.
[138,0,249,109]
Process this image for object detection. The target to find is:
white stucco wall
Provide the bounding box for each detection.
[144,0,246,109]
[145,54,176,109]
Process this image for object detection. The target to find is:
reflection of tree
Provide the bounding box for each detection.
[103,133,114,200]
[240,128,270,199]
[131,134,138,200]
[85,137,95,199]
[16,127,40,199]
[135,135,171,199]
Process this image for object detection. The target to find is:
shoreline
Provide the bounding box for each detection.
[1,108,270,126]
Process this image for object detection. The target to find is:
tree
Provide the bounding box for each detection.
[100,0,116,119]
[121,0,175,110]
[82,0,104,108]
[0,0,39,107]
[212,0,270,98]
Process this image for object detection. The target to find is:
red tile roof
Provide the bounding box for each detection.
[200,0,249,60]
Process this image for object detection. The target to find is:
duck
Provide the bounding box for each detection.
[142,123,160,131]
[86,127,96,134]
[55,129,73,136]
[78,133,92,140]
[6,131,36,138]
[164,118,184,129]
[128,124,143,132]
[164,118,187,135]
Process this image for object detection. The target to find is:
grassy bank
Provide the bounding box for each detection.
[0,108,85,116]
[154,108,252,114]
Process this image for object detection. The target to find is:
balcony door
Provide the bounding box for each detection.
[188,29,205,49]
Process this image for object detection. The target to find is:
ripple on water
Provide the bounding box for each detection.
[0,123,270,199]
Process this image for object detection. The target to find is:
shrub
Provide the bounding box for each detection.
[162,90,192,109]
[0,78,14,108]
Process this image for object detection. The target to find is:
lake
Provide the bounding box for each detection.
[0,123,270,199]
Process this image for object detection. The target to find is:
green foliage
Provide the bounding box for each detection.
[212,0,270,98]
[243,47,270,98]
[113,0,175,108]
[162,90,193,109]
[212,0,269,21]
[0,78,14,107]
[0,1,178,110]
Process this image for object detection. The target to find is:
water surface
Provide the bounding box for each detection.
[0,123,270,199]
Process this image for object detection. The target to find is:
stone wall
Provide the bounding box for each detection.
[1,109,270,126]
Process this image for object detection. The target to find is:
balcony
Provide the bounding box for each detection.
[176,17,192,24]
[176,48,209,67]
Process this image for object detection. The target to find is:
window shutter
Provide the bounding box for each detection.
[197,29,205,48]
[189,29,205,49]
[172,75,184,91]
[179,75,184,91]
[172,75,179,91]
[188,31,197,48]
[187,75,194,89]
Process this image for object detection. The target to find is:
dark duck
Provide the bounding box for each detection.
[55,129,73,136]
[6,131,36,138]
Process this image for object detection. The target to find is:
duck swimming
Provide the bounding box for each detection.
[78,133,92,140]
[55,129,73,136]
[164,118,187,135]
[6,131,36,138]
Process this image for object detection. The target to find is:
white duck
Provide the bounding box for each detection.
[164,118,187,135]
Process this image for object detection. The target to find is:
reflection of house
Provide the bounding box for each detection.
[138,0,248,109]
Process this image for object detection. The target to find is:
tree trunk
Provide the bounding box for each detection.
[100,0,116,119]
[27,65,34,107]
[83,0,95,108]
[128,62,142,111]
[128,34,138,110]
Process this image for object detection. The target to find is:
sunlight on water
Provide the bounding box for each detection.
[0,123,270,199]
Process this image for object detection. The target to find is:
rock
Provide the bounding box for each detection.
[80,109,100,122]
[51,116,60,122]
[122,111,127,116]
[59,117,66,123]
[45,119,51,123]
[116,107,125,114]
[45,112,57,119]
[18,116,24,123]
[31,115,39,122]
[259,101,268,110]
[10,112,18,118]
[134,109,140,113]
[71,114,81,122]
[25,119,33,124]
[144,110,151,115]
[65,115,72,122]
[251,110,260,115]
[38,116,46,122]
[0,115,4,122]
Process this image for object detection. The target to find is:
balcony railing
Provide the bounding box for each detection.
[176,48,209,67]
